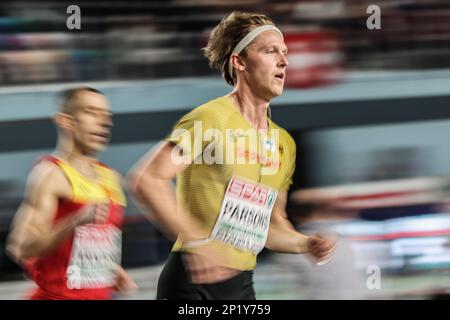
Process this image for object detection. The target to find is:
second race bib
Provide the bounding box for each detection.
[66,224,122,289]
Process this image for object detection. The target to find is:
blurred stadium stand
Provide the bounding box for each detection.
[1,1,450,85]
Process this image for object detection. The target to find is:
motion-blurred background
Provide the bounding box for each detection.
[1,0,450,299]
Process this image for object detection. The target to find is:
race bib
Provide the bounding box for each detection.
[210,176,278,255]
[66,225,122,289]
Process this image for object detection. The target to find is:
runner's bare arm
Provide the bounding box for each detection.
[129,142,239,283]
[114,265,138,295]
[127,141,210,241]
[266,191,337,261]
[6,162,92,263]
[265,191,310,253]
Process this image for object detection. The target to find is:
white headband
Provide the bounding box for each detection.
[228,25,283,80]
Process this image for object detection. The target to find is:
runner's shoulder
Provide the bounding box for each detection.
[98,163,123,184]
[185,96,234,122]
[27,159,71,197]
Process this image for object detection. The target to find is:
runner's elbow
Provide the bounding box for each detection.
[126,169,141,196]
[5,242,19,261]
[6,240,30,263]
[127,168,157,199]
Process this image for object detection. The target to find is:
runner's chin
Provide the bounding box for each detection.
[89,137,109,152]
[270,80,284,97]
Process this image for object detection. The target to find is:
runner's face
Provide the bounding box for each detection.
[71,92,113,154]
[242,30,288,100]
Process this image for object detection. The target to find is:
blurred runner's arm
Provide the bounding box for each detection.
[266,190,309,253]
[129,141,242,284]
[127,141,210,242]
[6,162,96,263]
[114,265,138,295]
[266,191,337,262]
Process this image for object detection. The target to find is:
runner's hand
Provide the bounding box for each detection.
[306,233,338,265]
[74,203,109,226]
[182,242,240,284]
[114,267,138,296]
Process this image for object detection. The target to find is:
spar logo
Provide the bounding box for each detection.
[227,178,269,206]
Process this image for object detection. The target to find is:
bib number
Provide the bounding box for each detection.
[210,176,278,255]
[66,225,121,289]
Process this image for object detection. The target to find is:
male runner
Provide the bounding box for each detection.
[129,12,336,300]
[7,87,136,299]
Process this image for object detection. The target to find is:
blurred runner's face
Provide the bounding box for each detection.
[243,30,288,100]
[71,92,113,154]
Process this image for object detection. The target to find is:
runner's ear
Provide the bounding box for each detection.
[54,112,75,132]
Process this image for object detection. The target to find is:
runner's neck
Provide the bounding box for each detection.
[229,91,269,131]
[53,150,99,181]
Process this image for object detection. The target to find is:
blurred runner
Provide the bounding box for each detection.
[7,87,136,300]
[129,11,336,300]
